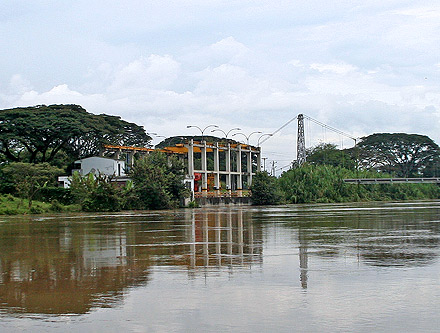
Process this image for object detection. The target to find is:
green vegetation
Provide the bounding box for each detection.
[278,164,440,204]
[0,194,80,215]
[250,172,283,205]
[70,173,121,212]
[128,151,189,209]
[0,104,151,165]
[356,133,440,177]
[1,104,440,213]
[2,162,63,208]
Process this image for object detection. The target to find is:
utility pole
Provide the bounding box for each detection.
[262,157,267,172]
[271,161,277,177]
[297,114,306,166]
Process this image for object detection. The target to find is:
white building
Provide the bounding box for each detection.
[58,157,126,188]
[73,156,126,177]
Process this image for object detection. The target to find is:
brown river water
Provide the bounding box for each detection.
[0,201,439,332]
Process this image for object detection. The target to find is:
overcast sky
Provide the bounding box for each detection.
[1,1,439,171]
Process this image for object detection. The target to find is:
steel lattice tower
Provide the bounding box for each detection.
[297,114,306,166]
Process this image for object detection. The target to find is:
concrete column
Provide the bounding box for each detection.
[128,151,135,167]
[201,141,208,195]
[237,145,242,192]
[256,147,261,172]
[247,150,252,188]
[214,142,220,194]
[226,143,231,193]
[187,139,194,176]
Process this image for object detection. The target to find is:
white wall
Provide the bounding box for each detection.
[76,157,126,176]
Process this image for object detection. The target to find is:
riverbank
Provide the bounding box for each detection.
[0,194,81,215]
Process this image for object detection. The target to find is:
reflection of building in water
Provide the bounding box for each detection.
[0,210,263,315]
[298,227,308,290]
[185,209,263,271]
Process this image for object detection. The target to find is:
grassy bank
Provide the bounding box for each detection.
[0,194,81,215]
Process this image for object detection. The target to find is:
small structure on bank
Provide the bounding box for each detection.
[58,156,128,188]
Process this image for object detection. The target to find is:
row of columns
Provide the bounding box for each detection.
[185,139,261,194]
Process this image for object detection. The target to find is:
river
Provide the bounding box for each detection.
[0,201,439,332]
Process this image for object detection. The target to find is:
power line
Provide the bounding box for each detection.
[304,115,356,142]
[259,115,298,145]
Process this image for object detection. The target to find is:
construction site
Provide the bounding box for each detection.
[98,138,261,201]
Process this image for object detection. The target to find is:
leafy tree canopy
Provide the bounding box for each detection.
[357,133,440,177]
[155,135,240,148]
[129,151,189,209]
[250,171,282,205]
[306,143,355,170]
[0,104,151,164]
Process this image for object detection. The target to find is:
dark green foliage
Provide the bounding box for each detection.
[49,199,63,212]
[156,135,239,148]
[357,133,440,177]
[0,167,15,194]
[278,164,440,204]
[35,186,74,205]
[307,143,355,170]
[2,162,63,208]
[70,172,121,212]
[250,171,282,205]
[129,151,189,210]
[0,104,151,164]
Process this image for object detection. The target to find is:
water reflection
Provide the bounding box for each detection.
[186,210,262,272]
[256,202,440,272]
[0,209,262,315]
[0,202,439,318]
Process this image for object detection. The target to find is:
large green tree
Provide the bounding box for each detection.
[306,143,355,170]
[0,104,151,163]
[357,133,440,177]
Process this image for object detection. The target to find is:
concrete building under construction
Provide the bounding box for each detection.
[101,138,261,198]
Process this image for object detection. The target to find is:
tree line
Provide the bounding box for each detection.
[251,133,440,205]
[1,104,440,213]
[0,105,188,214]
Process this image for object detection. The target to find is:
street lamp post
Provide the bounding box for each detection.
[187,124,219,142]
[232,131,262,145]
[211,127,241,139]
[147,133,166,147]
[257,133,273,147]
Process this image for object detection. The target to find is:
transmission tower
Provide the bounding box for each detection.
[297,114,306,166]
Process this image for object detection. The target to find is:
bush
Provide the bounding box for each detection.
[250,172,282,205]
[35,187,74,205]
[29,205,44,214]
[70,172,121,212]
[49,199,63,212]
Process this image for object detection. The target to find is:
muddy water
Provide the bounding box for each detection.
[0,201,439,332]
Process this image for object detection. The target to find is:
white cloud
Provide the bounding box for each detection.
[2,0,440,164]
[109,55,180,95]
[310,63,357,75]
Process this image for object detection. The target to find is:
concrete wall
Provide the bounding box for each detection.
[195,197,252,206]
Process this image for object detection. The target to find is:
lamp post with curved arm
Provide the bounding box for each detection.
[187,124,218,142]
[147,133,166,148]
[257,133,273,147]
[232,131,262,145]
[211,127,241,139]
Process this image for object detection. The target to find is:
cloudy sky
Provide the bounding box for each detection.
[1,1,439,170]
